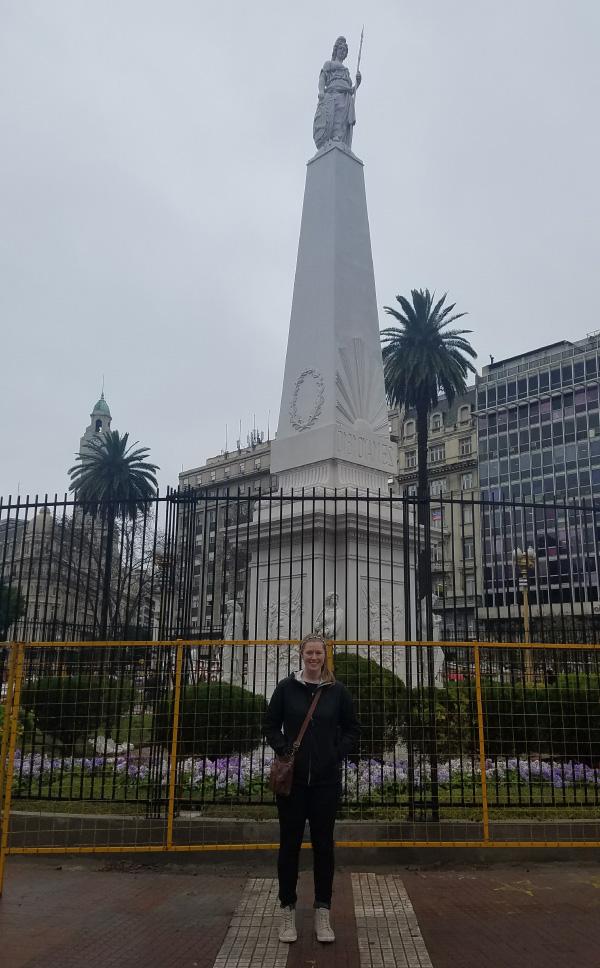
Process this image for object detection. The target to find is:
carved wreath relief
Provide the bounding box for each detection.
[289,368,325,432]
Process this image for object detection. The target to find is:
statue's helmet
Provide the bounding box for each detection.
[332,36,348,60]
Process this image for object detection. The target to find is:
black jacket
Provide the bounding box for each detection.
[263,674,360,787]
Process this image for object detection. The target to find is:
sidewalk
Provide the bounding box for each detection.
[1,857,600,967]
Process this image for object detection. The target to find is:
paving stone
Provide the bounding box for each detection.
[351,874,433,968]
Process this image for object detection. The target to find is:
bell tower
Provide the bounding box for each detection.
[80,391,112,455]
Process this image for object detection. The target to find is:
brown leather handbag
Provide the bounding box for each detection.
[268,689,322,797]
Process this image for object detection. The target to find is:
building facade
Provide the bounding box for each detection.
[391,389,480,639]
[477,333,600,637]
[178,432,273,636]
[0,393,155,642]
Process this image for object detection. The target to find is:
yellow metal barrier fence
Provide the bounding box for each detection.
[2,638,600,895]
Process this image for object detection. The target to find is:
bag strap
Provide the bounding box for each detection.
[291,689,323,753]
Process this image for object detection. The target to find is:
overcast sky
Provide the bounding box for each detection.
[2,1,599,499]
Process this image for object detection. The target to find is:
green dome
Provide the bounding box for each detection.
[92,392,111,416]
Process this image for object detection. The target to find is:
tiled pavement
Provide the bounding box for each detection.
[0,859,246,968]
[400,865,600,968]
[212,878,287,968]
[352,873,432,968]
[2,858,600,967]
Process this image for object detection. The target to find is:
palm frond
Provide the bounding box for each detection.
[69,429,159,519]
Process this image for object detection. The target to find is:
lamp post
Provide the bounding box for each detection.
[513,545,536,685]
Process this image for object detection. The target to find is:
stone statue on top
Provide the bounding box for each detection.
[313,35,362,151]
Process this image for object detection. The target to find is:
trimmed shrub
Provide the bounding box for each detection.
[154,681,267,759]
[407,684,477,758]
[334,651,407,761]
[406,680,600,764]
[482,682,600,763]
[20,675,131,752]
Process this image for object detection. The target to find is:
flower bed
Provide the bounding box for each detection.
[10,749,600,803]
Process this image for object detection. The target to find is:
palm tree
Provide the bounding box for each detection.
[381,289,477,514]
[68,430,159,639]
[381,289,476,823]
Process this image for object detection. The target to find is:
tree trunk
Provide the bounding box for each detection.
[416,402,439,820]
[100,512,115,641]
[416,404,432,632]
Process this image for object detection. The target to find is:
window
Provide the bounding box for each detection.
[196,475,202,485]
[463,505,473,524]
[406,450,417,468]
[239,462,245,474]
[459,405,471,424]
[407,484,418,496]
[435,581,446,599]
[431,413,443,431]
[429,444,445,464]
[430,478,447,496]
[463,538,474,560]
[461,473,473,491]
[459,437,472,456]
[224,466,230,477]
[465,577,476,597]
[254,458,261,470]
[210,470,216,482]
[404,420,415,438]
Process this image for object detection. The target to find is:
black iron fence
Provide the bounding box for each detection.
[2,489,600,826]
[3,489,600,648]
[2,640,600,828]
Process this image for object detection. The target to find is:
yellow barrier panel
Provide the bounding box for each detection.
[0,645,17,811]
[166,641,184,850]
[0,644,24,896]
[10,637,600,651]
[473,644,489,843]
[1,636,600,885]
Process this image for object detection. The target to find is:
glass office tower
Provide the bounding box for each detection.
[477,334,600,619]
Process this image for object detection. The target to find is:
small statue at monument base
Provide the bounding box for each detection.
[314,592,345,640]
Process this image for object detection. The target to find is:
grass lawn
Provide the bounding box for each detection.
[9,775,600,824]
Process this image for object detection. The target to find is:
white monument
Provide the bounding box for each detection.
[242,37,443,693]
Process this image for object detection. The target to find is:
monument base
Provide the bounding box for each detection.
[243,490,444,697]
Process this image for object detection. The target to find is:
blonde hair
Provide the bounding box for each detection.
[299,633,335,683]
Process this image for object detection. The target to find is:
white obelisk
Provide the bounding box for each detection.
[244,38,442,692]
[270,140,396,490]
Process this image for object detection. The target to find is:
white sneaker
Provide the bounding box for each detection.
[315,907,335,943]
[279,905,297,943]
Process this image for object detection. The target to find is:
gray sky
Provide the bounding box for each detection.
[2,1,599,498]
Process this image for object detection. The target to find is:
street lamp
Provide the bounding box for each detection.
[513,545,536,685]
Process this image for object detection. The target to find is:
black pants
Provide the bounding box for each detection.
[276,783,340,909]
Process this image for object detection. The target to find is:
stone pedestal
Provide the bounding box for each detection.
[243,495,443,697]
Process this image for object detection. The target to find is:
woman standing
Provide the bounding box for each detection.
[264,634,360,944]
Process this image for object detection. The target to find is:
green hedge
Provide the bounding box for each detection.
[406,683,477,759]
[405,681,600,762]
[334,652,407,760]
[482,682,600,761]
[154,681,267,759]
[20,675,131,752]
